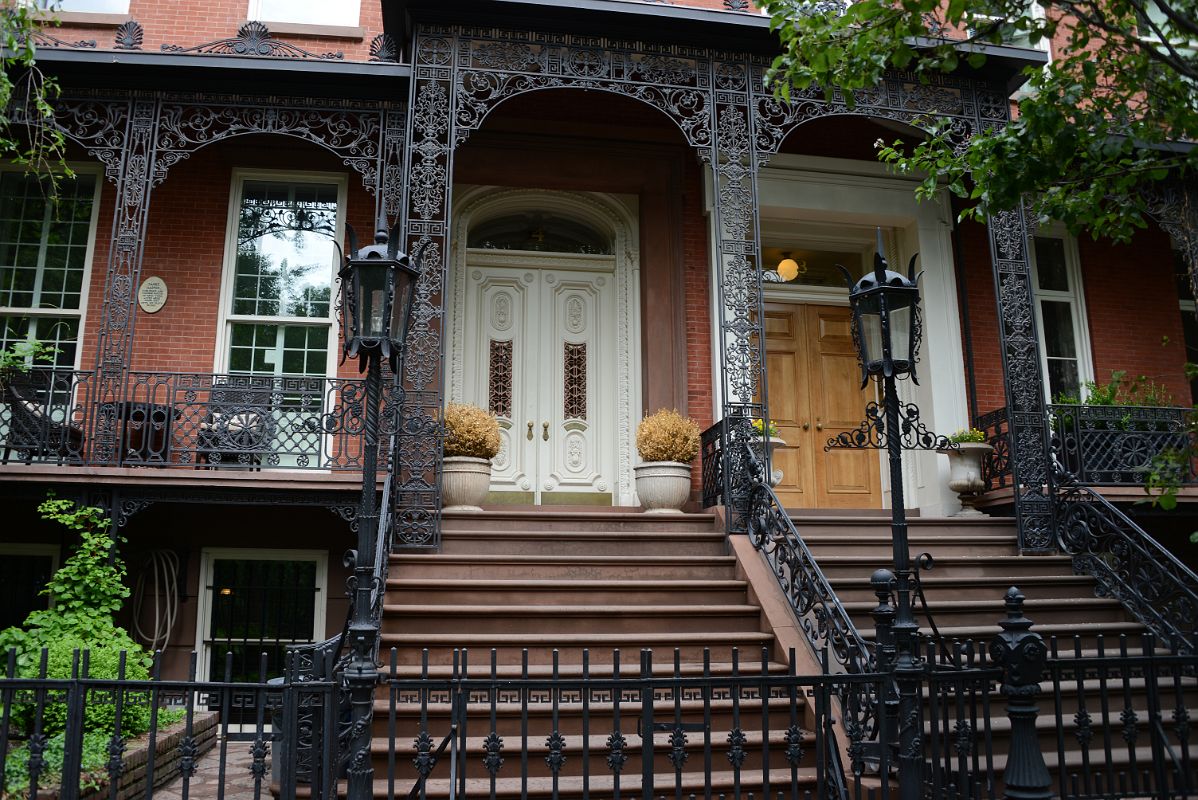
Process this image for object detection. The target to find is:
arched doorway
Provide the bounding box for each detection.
[448,187,642,506]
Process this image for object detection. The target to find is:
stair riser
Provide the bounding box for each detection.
[844,607,1129,630]
[441,517,717,533]
[370,744,808,782]
[385,587,750,605]
[802,540,1018,557]
[832,582,1097,603]
[381,643,775,667]
[438,536,728,557]
[817,561,1076,580]
[796,522,1017,538]
[383,613,765,636]
[390,562,737,581]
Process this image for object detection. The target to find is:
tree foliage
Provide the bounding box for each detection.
[758,0,1198,242]
[1,2,72,190]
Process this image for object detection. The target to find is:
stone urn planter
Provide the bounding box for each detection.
[442,456,493,511]
[749,436,789,487]
[633,461,693,514]
[442,403,501,513]
[938,441,994,516]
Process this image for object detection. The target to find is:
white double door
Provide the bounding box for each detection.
[461,255,617,503]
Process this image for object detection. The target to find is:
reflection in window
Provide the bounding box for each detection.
[468,212,612,254]
[225,179,338,378]
[0,172,97,369]
[1032,236,1089,401]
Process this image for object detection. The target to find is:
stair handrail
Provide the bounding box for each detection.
[1054,478,1198,654]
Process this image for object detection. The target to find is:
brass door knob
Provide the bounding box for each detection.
[527,421,534,440]
[815,420,824,431]
[542,421,550,441]
[802,422,810,431]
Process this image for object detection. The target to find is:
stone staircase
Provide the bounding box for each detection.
[374,509,821,799]
[795,513,1194,790]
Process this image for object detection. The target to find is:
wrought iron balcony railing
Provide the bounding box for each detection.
[0,367,395,471]
[976,403,1195,492]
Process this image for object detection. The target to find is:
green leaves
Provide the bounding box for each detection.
[760,0,1198,241]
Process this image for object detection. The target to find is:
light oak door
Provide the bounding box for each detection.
[461,262,617,504]
[764,302,882,509]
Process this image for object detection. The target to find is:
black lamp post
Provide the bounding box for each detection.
[338,223,418,800]
[838,232,924,799]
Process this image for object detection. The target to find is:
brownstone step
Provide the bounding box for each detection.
[382,604,765,636]
[799,533,1019,557]
[812,555,1077,580]
[385,578,750,605]
[829,574,1097,602]
[388,554,739,581]
[441,509,719,533]
[843,596,1129,628]
[437,529,728,557]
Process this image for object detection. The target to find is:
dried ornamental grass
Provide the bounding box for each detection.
[636,409,700,464]
[443,403,501,459]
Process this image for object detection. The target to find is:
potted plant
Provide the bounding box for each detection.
[442,403,501,512]
[633,409,700,513]
[749,417,790,487]
[937,428,993,516]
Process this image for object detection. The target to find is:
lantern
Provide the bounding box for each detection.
[837,235,922,387]
[341,224,419,373]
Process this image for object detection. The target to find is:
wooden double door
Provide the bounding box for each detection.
[764,302,882,509]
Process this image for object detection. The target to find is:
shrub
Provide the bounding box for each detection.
[443,403,501,458]
[3,730,110,797]
[0,497,165,743]
[636,409,700,463]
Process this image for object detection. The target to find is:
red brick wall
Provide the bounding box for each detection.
[51,0,385,62]
[682,154,713,492]
[958,214,1189,416]
[77,135,378,380]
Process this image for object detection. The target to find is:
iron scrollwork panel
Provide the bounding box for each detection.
[988,204,1053,551]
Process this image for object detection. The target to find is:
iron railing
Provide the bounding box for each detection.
[0,367,397,470]
[1055,480,1198,654]
[976,404,1196,492]
[4,599,1196,800]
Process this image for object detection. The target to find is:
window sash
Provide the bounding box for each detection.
[1030,234,1092,402]
[247,0,360,27]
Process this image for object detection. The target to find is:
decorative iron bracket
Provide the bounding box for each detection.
[825,400,955,451]
[162,21,344,60]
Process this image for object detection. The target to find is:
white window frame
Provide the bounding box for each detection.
[1029,228,1094,403]
[194,547,328,682]
[0,163,102,371]
[246,0,360,28]
[26,0,130,12]
[214,168,347,379]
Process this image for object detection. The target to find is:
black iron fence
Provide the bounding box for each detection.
[0,367,398,470]
[975,404,1196,492]
[4,613,1196,800]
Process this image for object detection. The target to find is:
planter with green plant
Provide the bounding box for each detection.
[633,409,700,513]
[749,417,790,487]
[442,403,501,511]
[936,429,992,516]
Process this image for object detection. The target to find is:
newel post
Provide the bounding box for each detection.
[990,587,1053,800]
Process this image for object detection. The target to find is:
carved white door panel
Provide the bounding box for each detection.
[461,263,615,503]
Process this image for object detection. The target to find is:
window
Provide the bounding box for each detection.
[196,549,326,684]
[220,174,344,379]
[1030,234,1093,402]
[31,0,130,12]
[1174,248,1198,403]
[0,171,99,369]
[247,0,360,27]
[0,544,58,631]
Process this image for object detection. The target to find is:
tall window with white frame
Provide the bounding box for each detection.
[224,177,341,379]
[247,0,360,27]
[0,171,99,368]
[1030,234,1093,402]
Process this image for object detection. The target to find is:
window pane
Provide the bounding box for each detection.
[1034,237,1070,292]
[0,553,55,631]
[1040,300,1077,358]
[253,0,360,26]
[45,0,130,10]
[1048,358,1080,401]
[0,316,79,369]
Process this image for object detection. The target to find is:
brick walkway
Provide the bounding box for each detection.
[153,744,271,800]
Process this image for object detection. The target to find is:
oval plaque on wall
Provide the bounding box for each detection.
[138,276,168,314]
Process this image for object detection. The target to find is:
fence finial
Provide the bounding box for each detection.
[990,586,1052,800]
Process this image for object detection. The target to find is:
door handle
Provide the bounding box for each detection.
[801,421,810,431]
[527,421,534,441]
[815,420,824,431]
[542,421,550,441]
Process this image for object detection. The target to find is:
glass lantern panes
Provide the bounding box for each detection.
[226,179,338,378]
